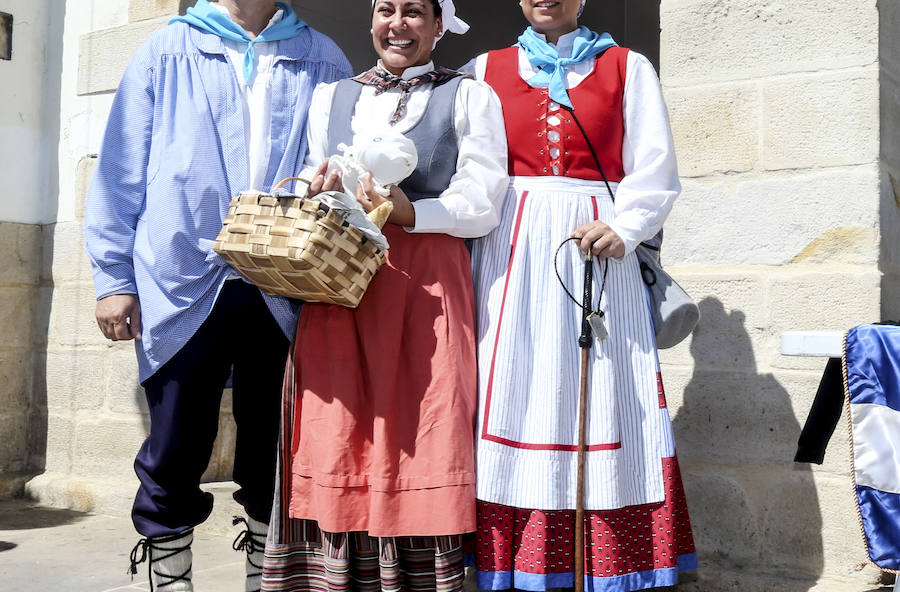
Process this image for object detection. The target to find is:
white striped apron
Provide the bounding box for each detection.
[472,176,673,511]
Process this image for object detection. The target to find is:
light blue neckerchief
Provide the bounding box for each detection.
[516,26,617,109]
[170,0,307,83]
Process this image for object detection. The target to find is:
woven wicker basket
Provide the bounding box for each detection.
[213,178,387,308]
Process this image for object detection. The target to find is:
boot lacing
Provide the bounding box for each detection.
[128,530,193,591]
[232,516,266,592]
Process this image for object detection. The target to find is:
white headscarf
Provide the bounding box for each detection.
[371,0,470,45]
[436,0,470,37]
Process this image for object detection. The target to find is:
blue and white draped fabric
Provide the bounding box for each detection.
[170,0,307,83]
[516,26,617,109]
[845,324,900,572]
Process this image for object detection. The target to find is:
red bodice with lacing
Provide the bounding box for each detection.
[484,45,628,182]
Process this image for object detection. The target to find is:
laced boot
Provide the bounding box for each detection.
[233,516,267,592]
[128,529,194,591]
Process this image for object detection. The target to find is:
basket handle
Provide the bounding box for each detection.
[272,176,314,192]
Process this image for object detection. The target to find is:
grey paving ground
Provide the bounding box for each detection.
[0,498,244,592]
[0,497,895,592]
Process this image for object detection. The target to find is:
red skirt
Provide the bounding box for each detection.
[287,225,478,537]
[471,457,696,591]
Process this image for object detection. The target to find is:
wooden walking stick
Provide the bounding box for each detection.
[574,248,594,592]
[554,237,607,592]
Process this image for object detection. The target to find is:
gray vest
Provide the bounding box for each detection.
[326,77,463,202]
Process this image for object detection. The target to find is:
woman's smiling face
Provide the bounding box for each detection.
[520,0,581,38]
[372,1,443,76]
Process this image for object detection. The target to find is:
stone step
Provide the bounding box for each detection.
[24,472,244,536]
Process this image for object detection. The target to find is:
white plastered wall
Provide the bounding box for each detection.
[0,0,53,224]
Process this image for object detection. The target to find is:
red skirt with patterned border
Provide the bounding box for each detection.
[471,457,697,591]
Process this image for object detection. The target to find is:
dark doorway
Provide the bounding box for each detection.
[291,1,660,74]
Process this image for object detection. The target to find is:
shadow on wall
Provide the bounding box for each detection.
[879,0,900,322]
[672,297,823,587]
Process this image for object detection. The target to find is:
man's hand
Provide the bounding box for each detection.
[95,294,142,341]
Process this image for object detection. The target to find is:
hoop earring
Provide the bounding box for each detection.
[577,0,585,17]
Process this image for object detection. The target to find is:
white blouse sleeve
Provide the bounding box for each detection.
[457,54,488,80]
[408,77,509,239]
[607,51,681,255]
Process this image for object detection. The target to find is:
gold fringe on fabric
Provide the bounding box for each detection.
[842,330,900,576]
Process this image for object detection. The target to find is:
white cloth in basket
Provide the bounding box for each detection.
[314,131,419,251]
[327,131,418,198]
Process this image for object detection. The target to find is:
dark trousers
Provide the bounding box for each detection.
[132,280,290,538]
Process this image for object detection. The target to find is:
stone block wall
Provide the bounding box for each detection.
[0,222,43,496]
[659,0,888,589]
[881,0,900,321]
[0,0,65,497]
[128,0,193,22]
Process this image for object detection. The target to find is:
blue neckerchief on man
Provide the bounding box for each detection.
[171,0,307,83]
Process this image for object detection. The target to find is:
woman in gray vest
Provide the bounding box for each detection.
[261,1,508,591]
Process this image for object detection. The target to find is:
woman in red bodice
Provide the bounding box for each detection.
[461,1,697,590]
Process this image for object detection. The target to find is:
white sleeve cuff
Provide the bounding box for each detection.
[408,199,454,234]
[607,220,640,258]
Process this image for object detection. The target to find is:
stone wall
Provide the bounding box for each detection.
[881,0,900,322]
[659,0,887,589]
[0,222,43,496]
[0,0,64,496]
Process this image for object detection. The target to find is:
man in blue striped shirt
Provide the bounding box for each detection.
[84,1,351,589]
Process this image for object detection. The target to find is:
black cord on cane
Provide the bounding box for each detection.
[554,238,608,343]
[579,249,594,349]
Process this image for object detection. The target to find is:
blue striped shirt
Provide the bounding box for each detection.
[84,22,352,382]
